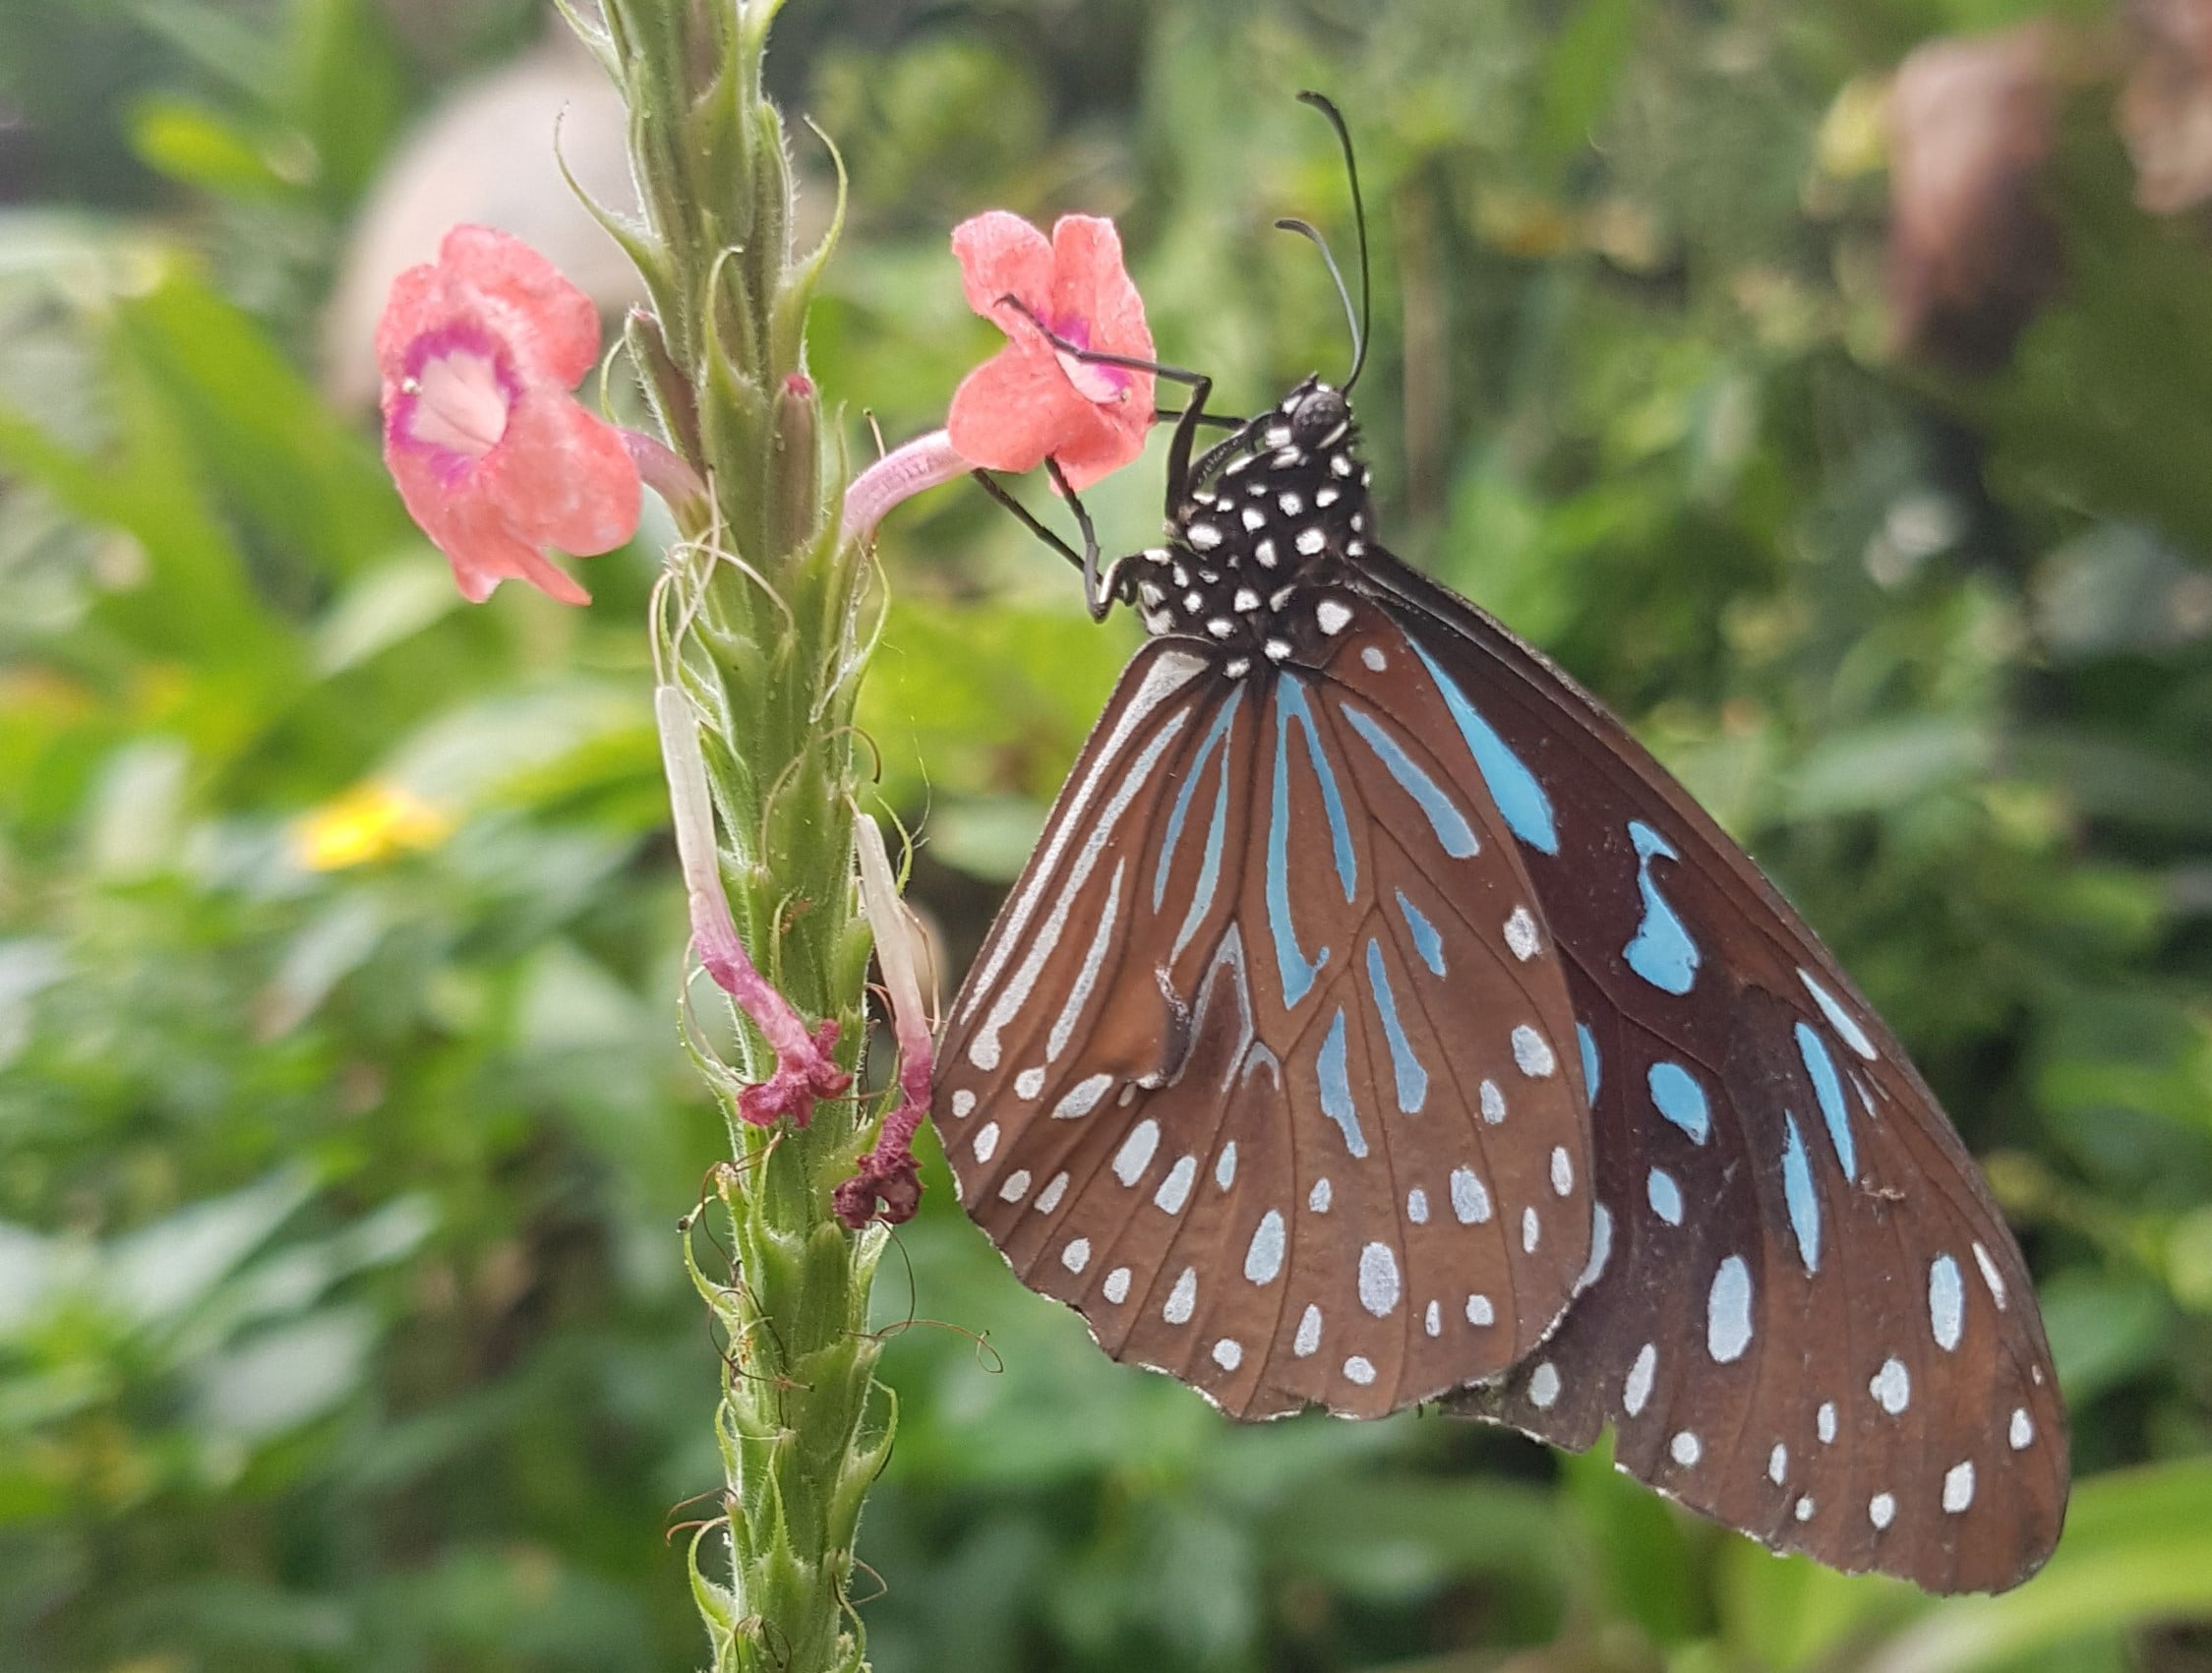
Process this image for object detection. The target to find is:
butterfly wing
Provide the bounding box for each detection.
[1332,555,2067,1593]
[936,636,1597,1419]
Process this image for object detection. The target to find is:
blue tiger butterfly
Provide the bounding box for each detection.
[932,93,2066,1594]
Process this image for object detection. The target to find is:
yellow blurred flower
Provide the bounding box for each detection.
[295,780,451,870]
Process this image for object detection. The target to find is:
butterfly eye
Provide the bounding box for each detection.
[1290,388,1349,448]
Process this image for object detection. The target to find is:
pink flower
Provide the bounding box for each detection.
[945,211,1156,492]
[378,225,642,605]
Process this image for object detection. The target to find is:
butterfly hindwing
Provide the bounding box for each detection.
[936,633,1598,1419]
[1339,557,2067,1593]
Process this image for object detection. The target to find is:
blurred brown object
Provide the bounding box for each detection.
[322,23,642,410]
[2120,0,2212,212]
[1886,26,2063,376]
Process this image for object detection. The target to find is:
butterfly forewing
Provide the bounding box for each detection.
[937,633,1597,1419]
[1345,560,2067,1592]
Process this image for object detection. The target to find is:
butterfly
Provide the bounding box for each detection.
[930,96,2067,1595]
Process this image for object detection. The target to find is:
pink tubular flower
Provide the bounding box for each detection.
[378,225,642,605]
[945,211,1156,491]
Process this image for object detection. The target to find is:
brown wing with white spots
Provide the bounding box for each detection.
[1345,555,2067,1594]
[935,632,1597,1419]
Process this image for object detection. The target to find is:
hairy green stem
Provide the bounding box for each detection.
[578,2,889,1667]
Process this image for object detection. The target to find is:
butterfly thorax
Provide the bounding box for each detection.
[1133,376,1376,671]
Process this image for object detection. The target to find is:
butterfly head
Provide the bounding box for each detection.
[1134,377,1377,661]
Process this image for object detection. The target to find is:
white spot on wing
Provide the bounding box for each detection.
[1035,1172,1069,1214]
[1245,1211,1286,1285]
[1061,1238,1090,1274]
[1052,1072,1114,1119]
[1870,1493,1896,1530]
[1479,1080,1506,1123]
[1294,1304,1323,1357]
[1624,1344,1656,1415]
[1466,1294,1495,1326]
[1112,1119,1160,1185]
[998,1169,1031,1203]
[1155,1156,1197,1215]
[1450,1167,1492,1225]
[1871,1356,1911,1415]
[1504,908,1539,961]
[973,1122,1000,1164]
[1164,1267,1198,1324]
[1550,1147,1574,1196]
[1103,1267,1131,1303]
[1512,1025,1556,1077]
[1974,1240,2008,1310]
[1943,1461,1975,1513]
[1343,1354,1376,1386]
[1529,1363,1562,1407]
[1213,1339,1243,1372]
[1671,1431,1702,1467]
[2010,1407,2035,1450]
[1706,1256,1754,1363]
[1358,1243,1402,1317]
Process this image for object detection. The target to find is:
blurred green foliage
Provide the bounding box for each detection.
[2,0,2210,1669]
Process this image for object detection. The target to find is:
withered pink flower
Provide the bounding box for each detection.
[834,815,936,1228]
[378,225,641,604]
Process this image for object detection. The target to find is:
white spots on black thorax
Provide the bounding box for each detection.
[1135,375,1377,651]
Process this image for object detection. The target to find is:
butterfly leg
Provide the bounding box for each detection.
[1042,457,1131,621]
[993,294,1222,518]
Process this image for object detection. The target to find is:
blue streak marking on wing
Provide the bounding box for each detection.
[1364,939,1428,1114]
[1624,820,1700,994]
[1318,1007,1366,1157]
[1782,1113,1822,1273]
[1170,750,1232,961]
[1577,1022,1600,1104]
[1408,640,1559,854]
[1396,890,1446,976]
[1337,702,1479,858]
[1646,1060,1710,1144]
[1268,686,1331,1007]
[1153,687,1242,912]
[1279,677,1356,900]
[1795,1021,1856,1181]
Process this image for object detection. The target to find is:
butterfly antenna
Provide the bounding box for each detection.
[1294,90,1371,390]
[1273,216,1362,390]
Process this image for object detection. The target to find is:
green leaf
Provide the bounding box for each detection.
[1865,1462,2212,1673]
[127,95,285,196]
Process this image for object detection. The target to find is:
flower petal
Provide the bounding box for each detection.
[1049,215,1156,371]
[482,388,643,561]
[952,210,1055,328]
[386,444,593,604]
[1049,398,1152,491]
[946,340,1094,477]
[374,261,453,388]
[436,224,604,388]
